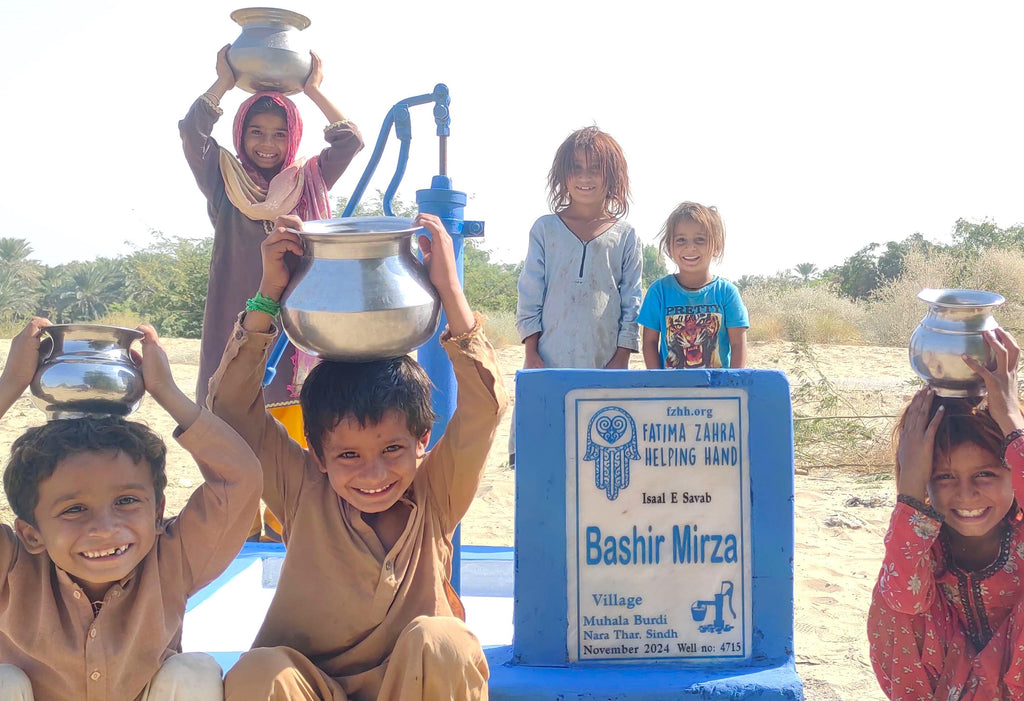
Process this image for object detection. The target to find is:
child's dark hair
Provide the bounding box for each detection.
[548,126,630,218]
[892,396,1004,488]
[243,96,288,130]
[4,417,167,526]
[300,356,436,461]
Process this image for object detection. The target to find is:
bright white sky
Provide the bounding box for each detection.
[3,1,1024,281]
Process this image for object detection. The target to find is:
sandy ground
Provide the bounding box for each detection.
[0,339,910,700]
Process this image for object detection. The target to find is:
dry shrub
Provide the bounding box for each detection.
[960,247,1024,334]
[95,311,148,330]
[865,249,960,346]
[749,313,786,343]
[745,283,865,344]
[867,247,1024,345]
[482,310,519,348]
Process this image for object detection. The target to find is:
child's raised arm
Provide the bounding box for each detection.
[203,45,236,105]
[302,52,348,126]
[964,328,1024,437]
[136,325,201,432]
[0,318,52,419]
[895,387,943,503]
[241,214,305,335]
[415,213,474,337]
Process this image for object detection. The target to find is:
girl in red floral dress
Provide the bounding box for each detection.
[869,328,1024,700]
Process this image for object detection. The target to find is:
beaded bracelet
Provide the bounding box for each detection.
[324,118,351,134]
[246,293,281,317]
[198,93,223,114]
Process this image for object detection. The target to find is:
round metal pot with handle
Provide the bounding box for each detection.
[227,7,312,95]
[30,324,146,420]
[280,216,441,361]
[908,288,1005,397]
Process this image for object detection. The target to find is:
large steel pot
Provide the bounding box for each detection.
[227,7,312,95]
[280,217,441,361]
[909,288,1005,397]
[30,325,145,420]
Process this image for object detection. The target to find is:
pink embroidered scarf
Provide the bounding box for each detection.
[221,91,332,222]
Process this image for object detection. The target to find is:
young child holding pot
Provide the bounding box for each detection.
[181,46,363,541]
[0,318,261,700]
[208,213,507,700]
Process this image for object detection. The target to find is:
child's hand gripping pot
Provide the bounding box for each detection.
[0,317,52,419]
[964,328,1024,436]
[134,324,202,432]
[414,212,474,337]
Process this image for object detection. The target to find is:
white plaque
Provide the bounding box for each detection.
[566,387,752,662]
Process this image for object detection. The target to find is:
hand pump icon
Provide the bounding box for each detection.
[691,581,736,634]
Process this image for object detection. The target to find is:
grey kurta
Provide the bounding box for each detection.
[179,98,364,406]
[515,214,643,368]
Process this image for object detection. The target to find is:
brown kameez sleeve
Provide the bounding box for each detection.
[318,121,364,189]
[420,317,508,535]
[207,316,312,529]
[179,97,226,207]
[162,409,263,594]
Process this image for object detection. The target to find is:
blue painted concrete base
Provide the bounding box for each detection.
[189,544,802,698]
[485,648,803,700]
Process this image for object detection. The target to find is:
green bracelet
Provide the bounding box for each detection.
[245,293,281,316]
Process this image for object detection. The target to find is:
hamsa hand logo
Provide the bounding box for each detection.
[584,406,640,501]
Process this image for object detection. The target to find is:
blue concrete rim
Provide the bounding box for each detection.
[186,543,513,612]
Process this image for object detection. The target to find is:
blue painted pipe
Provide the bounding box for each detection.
[265,86,454,386]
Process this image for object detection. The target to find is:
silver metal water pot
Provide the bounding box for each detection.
[908,288,1005,397]
[30,325,145,420]
[227,7,312,95]
[280,217,441,361]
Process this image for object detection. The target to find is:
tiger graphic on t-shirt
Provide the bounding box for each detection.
[665,312,722,368]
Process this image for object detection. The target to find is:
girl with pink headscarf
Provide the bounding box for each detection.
[181,47,362,541]
[180,46,363,411]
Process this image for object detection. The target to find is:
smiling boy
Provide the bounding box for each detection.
[0,320,262,700]
[208,213,507,700]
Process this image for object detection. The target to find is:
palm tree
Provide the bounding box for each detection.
[0,269,37,321]
[58,259,125,322]
[793,262,818,282]
[0,238,42,287]
[37,266,70,322]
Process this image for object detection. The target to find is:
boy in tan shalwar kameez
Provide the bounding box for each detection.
[0,320,262,701]
[208,212,508,700]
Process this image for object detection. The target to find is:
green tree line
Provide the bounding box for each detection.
[736,218,1024,300]
[5,210,1009,339]
[1,189,665,338]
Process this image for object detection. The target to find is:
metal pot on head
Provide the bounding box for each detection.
[280,217,441,361]
[227,7,312,95]
[30,325,145,420]
[909,288,1005,397]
